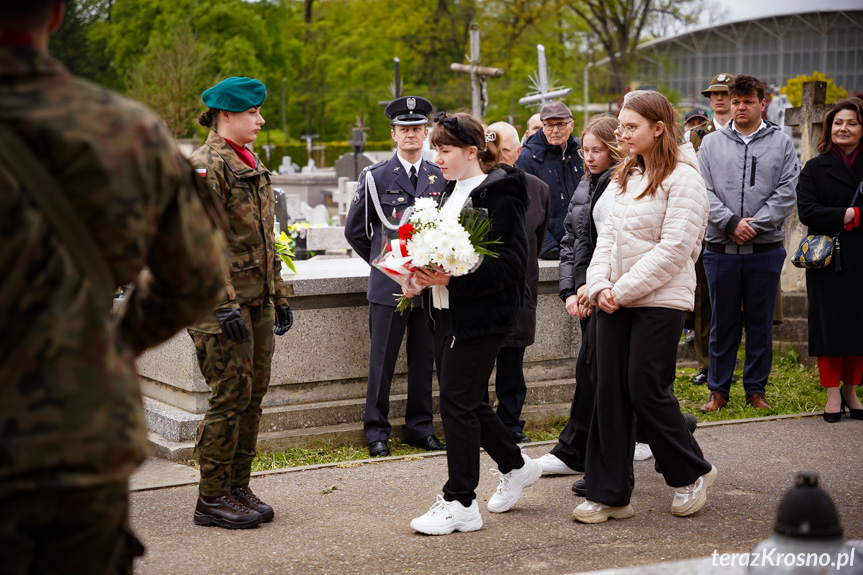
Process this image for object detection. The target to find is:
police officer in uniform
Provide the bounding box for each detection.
[345,96,446,457]
[187,77,294,529]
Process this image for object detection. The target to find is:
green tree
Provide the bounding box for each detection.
[126,30,212,138]
[50,0,118,88]
[564,0,695,96]
[781,71,848,107]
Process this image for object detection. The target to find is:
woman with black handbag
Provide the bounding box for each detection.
[796,97,863,422]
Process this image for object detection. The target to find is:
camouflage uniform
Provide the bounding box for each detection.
[188,131,290,497]
[0,45,228,573]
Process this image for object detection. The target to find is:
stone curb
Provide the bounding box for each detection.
[130,411,823,493]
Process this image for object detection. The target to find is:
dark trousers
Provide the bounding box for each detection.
[433,310,523,507]
[550,317,595,472]
[692,252,711,369]
[364,302,434,443]
[0,482,143,575]
[551,314,648,473]
[703,247,785,399]
[484,346,527,434]
[191,302,275,496]
[585,307,712,507]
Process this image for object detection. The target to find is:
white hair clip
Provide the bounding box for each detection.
[485,131,497,142]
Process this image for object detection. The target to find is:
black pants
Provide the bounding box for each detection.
[433,310,523,507]
[484,346,527,434]
[585,307,712,507]
[549,317,594,471]
[551,315,648,473]
[364,302,435,443]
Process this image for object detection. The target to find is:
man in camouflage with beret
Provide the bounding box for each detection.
[0,1,229,573]
[188,77,294,529]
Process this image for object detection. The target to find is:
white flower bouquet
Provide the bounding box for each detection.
[372,197,500,312]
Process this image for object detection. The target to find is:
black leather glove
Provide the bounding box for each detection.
[215,308,250,342]
[274,304,294,336]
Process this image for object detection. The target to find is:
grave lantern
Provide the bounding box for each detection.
[748,472,861,573]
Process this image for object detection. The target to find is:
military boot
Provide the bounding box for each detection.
[231,485,275,522]
[194,494,262,529]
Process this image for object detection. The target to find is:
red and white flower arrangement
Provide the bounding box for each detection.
[372,197,499,312]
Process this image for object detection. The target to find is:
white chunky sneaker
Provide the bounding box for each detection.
[410,495,483,535]
[572,500,635,524]
[536,453,582,475]
[487,453,542,513]
[633,442,653,461]
[671,465,718,517]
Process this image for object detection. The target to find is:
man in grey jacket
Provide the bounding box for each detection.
[697,74,799,413]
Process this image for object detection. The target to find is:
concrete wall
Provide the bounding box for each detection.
[136,258,580,449]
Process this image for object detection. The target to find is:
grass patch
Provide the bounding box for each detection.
[674,347,824,422]
[240,348,843,473]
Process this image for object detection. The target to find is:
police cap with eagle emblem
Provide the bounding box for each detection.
[385,96,433,126]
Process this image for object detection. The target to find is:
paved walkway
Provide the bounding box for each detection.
[130,415,863,574]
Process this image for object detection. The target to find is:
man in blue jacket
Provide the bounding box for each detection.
[516,101,583,260]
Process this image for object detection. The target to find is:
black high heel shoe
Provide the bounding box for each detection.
[823,393,846,423]
[822,410,842,423]
[841,387,863,420]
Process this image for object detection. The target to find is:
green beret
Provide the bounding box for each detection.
[202,77,267,112]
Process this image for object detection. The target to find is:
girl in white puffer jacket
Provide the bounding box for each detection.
[573,91,717,524]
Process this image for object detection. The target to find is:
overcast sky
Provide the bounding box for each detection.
[714,0,860,23]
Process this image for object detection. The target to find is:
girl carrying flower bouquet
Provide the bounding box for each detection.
[407,112,543,536]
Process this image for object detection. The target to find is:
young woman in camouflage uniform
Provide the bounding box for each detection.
[188,77,294,529]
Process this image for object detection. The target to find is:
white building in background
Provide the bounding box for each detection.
[594,10,862,106]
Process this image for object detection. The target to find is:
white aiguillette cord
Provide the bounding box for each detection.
[364,169,414,240]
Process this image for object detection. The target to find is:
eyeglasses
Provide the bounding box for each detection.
[543,121,572,132]
[578,148,607,159]
[614,122,651,137]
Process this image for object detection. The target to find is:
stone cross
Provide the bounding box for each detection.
[300,132,321,168]
[450,24,504,120]
[785,81,833,165]
[518,44,572,108]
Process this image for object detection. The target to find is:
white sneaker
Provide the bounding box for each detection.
[410,495,483,535]
[572,500,635,523]
[487,452,542,513]
[633,442,653,461]
[536,453,582,475]
[672,465,718,517]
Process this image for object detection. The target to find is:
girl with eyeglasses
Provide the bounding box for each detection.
[572,91,716,524]
[407,112,542,535]
[537,115,628,477]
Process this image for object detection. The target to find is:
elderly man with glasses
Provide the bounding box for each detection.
[516,101,584,260]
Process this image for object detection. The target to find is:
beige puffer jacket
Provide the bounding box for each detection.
[586,144,708,311]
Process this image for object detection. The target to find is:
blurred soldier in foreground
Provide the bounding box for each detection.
[0,1,229,573]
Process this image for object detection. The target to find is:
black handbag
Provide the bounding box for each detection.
[791,180,862,272]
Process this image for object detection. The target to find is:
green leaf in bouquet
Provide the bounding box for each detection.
[395,295,415,314]
[459,209,502,258]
